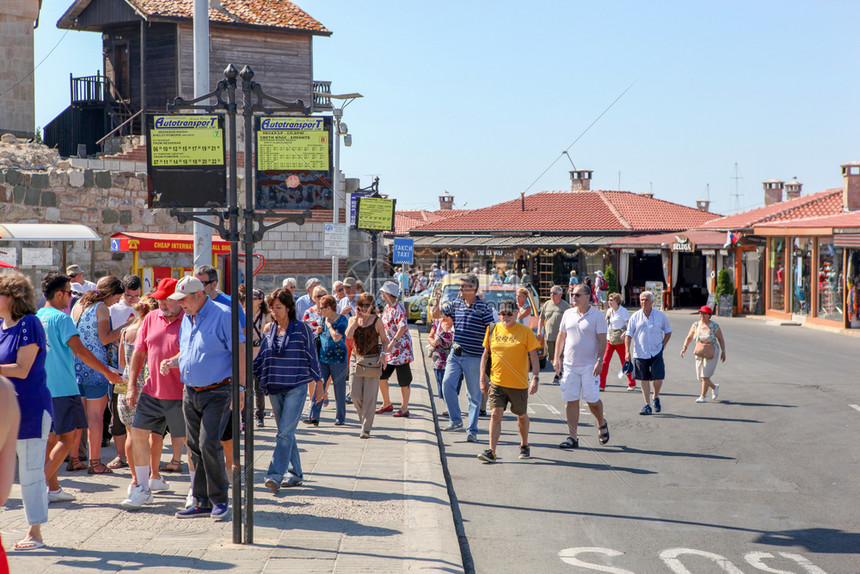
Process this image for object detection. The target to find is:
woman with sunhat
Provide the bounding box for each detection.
[376,281,415,417]
[680,305,727,403]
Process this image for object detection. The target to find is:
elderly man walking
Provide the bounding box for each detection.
[625,290,672,415]
[295,278,321,320]
[538,285,570,384]
[161,277,245,519]
[433,273,495,443]
[554,284,609,449]
[121,278,192,510]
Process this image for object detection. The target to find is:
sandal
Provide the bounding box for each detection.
[598,420,610,445]
[159,458,183,473]
[559,436,579,449]
[66,456,86,472]
[107,456,128,469]
[88,459,113,474]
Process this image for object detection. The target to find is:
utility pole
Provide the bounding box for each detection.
[731,162,743,213]
[192,0,213,271]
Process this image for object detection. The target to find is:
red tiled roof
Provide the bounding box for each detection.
[754,210,860,230]
[61,0,329,34]
[394,209,468,235]
[409,190,718,234]
[612,230,728,249]
[698,189,843,231]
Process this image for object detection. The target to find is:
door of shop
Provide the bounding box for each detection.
[676,252,708,308]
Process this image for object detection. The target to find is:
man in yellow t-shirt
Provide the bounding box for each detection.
[478,300,541,463]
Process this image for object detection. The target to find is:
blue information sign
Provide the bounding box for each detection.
[392,238,414,265]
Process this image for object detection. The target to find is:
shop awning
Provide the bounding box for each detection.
[411,234,618,249]
[0,223,100,242]
[110,232,232,254]
[611,230,728,250]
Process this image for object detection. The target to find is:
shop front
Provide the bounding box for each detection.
[756,212,860,328]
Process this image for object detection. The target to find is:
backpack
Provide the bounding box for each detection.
[597,276,608,290]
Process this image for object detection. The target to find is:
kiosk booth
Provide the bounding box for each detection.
[110,231,232,293]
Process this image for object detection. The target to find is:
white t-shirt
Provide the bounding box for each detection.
[558,305,607,368]
[626,307,672,359]
[605,305,631,330]
[71,280,97,295]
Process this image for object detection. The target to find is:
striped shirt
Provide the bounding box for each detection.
[442,296,495,357]
[253,319,321,395]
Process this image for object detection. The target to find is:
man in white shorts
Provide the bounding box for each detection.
[553,284,609,449]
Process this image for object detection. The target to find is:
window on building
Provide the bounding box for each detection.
[790,237,812,315]
[817,239,843,322]
[769,238,785,311]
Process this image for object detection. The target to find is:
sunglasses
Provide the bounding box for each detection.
[499,311,515,316]
[201,279,217,286]
[357,304,372,310]
[573,293,584,298]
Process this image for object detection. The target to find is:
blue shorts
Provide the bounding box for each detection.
[51,395,88,435]
[78,383,110,400]
[633,352,665,381]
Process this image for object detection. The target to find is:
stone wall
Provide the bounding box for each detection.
[0,137,379,295]
[0,0,38,137]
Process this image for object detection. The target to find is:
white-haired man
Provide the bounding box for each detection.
[625,290,672,415]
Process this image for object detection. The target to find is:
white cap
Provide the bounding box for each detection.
[379,281,399,297]
[168,276,205,300]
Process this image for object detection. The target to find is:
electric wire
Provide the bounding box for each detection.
[1,30,70,99]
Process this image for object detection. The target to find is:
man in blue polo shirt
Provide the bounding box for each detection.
[433,273,494,443]
[161,276,245,520]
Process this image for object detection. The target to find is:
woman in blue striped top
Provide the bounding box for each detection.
[253,288,323,493]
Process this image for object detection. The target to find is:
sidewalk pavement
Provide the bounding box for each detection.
[2,326,464,573]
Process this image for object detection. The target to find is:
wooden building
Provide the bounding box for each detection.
[45,0,332,156]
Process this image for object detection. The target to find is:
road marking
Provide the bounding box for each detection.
[527,403,562,417]
[849,404,860,414]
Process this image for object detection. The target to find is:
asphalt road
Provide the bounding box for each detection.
[425,311,860,574]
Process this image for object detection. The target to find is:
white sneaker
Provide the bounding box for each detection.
[48,488,76,503]
[696,396,707,403]
[122,485,153,510]
[711,384,719,400]
[185,489,195,509]
[149,477,171,491]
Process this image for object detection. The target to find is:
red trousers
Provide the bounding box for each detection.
[600,342,634,388]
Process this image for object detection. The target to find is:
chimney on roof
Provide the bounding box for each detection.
[696,199,711,212]
[842,162,860,211]
[785,177,802,200]
[641,191,654,199]
[439,191,454,210]
[763,179,784,206]
[570,170,592,192]
[210,0,222,8]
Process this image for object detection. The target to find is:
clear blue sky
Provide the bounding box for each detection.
[34,1,860,216]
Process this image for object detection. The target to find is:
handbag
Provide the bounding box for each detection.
[608,327,626,346]
[353,354,382,378]
[485,324,496,377]
[693,322,715,360]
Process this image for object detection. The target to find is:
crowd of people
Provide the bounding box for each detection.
[1,262,729,557]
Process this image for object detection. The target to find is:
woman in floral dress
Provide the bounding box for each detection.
[375,282,415,417]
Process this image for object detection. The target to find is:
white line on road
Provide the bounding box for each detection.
[849,404,860,413]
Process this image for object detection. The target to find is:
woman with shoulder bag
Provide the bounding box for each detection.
[680,305,727,403]
[344,292,391,439]
[600,293,635,390]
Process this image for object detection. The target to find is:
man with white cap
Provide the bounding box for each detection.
[295,278,321,321]
[122,277,191,510]
[160,276,245,520]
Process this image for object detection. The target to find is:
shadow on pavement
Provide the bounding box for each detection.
[25,547,233,571]
[615,445,735,460]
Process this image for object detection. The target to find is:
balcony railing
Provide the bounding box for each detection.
[312,80,333,111]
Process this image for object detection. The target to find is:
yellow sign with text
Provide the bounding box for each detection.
[149,116,224,166]
[257,122,330,171]
[356,197,395,231]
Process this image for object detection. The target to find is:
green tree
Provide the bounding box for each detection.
[604,263,619,295]
[34,127,42,144]
[714,267,733,298]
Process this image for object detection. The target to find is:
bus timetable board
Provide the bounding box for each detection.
[355,196,396,232]
[146,115,227,208]
[255,116,333,211]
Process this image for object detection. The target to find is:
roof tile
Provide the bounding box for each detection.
[127,0,328,33]
[409,190,717,234]
[697,189,843,230]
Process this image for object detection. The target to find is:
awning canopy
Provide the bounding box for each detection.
[0,223,101,242]
[110,232,231,254]
[410,234,618,250]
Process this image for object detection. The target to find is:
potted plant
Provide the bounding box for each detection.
[714,267,735,316]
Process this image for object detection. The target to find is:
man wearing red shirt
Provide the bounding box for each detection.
[121,278,189,510]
